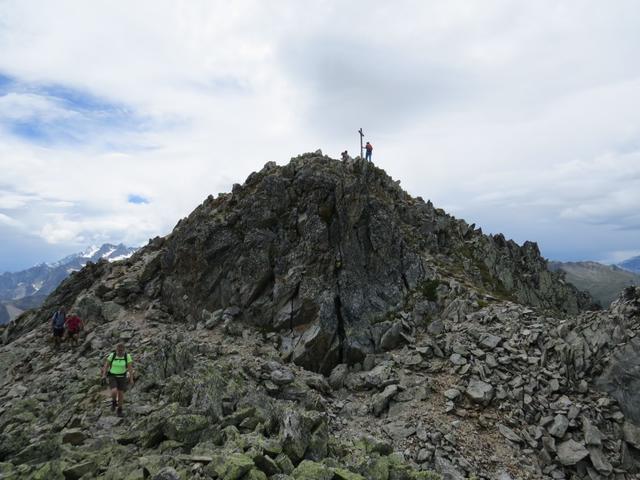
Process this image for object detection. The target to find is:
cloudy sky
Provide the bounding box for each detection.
[1,0,639,272]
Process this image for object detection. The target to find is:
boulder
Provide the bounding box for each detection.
[497,424,522,443]
[556,439,589,465]
[163,414,209,447]
[329,364,349,390]
[61,429,87,446]
[371,385,399,417]
[466,379,494,406]
[62,460,96,480]
[271,369,295,386]
[548,415,569,438]
[623,421,640,449]
[292,460,333,480]
[210,453,255,480]
[478,333,502,350]
[153,467,181,480]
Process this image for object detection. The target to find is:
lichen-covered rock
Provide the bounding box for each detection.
[209,453,255,480]
[292,460,334,480]
[280,410,326,463]
[163,414,209,447]
[62,460,97,480]
[3,154,639,480]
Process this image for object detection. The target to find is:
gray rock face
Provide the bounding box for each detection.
[4,153,632,480]
[497,424,522,443]
[623,421,640,449]
[4,156,592,374]
[466,379,494,406]
[548,415,569,438]
[556,439,589,465]
[371,384,399,417]
[153,467,181,480]
[478,333,502,350]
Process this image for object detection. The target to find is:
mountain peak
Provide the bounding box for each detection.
[619,255,640,274]
[0,242,137,324]
[7,154,592,369]
[4,154,640,479]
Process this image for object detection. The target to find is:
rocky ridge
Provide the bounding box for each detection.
[0,153,637,480]
[548,261,640,307]
[0,243,138,324]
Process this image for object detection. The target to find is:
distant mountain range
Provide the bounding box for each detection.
[549,260,640,307]
[0,243,137,324]
[619,255,640,274]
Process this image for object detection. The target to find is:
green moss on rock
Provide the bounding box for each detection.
[211,453,255,480]
[163,414,209,446]
[32,461,64,480]
[292,460,334,480]
[245,468,269,480]
[334,467,366,480]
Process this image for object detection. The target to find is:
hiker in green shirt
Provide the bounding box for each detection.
[100,343,134,417]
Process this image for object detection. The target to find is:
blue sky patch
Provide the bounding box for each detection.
[127,194,149,204]
[0,71,149,148]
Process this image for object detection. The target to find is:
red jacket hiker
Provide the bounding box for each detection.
[65,315,84,334]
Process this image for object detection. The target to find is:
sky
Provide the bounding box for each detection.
[0,0,639,272]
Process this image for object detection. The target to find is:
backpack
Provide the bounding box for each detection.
[108,351,130,370]
[52,310,65,328]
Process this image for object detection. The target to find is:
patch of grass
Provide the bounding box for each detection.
[420,279,441,302]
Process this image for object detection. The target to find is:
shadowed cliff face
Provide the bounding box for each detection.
[145,155,591,374]
[3,154,591,375]
[158,157,430,374]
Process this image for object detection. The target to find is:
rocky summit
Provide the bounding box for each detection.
[0,153,638,480]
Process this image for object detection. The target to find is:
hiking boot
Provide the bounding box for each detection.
[111,400,117,412]
[116,407,123,417]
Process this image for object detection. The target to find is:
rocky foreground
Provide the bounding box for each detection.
[0,154,639,479]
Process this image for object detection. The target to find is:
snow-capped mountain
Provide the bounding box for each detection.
[0,243,137,324]
[49,243,137,270]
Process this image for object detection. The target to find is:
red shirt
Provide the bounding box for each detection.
[66,315,83,332]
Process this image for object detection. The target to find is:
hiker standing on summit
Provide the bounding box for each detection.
[101,343,134,417]
[365,141,373,162]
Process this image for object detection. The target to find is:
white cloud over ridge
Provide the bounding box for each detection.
[0,0,638,270]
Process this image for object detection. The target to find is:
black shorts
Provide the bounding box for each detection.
[108,375,128,391]
[53,327,64,337]
[67,330,79,338]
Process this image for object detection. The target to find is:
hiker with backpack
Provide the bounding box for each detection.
[50,307,66,348]
[365,142,373,162]
[101,343,134,417]
[64,311,84,346]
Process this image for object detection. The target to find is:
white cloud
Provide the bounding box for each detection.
[0,213,20,227]
[0,92,77,121]
[599,250,640,265]
[0,0,639,269]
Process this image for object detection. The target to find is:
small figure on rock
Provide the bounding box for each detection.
[101,343,134,417]
[341,150,350,162]
[50,307,66,348]
[65,311,84,346]
[365,141,373,162]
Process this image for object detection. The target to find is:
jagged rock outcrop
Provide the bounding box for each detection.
[3,153,633,480]
[3,155,592,373]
